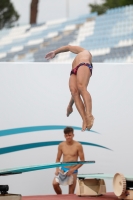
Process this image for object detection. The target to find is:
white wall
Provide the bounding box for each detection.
[0,63,133,196]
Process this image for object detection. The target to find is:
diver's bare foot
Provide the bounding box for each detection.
[66,106,73,117]
[82,120,87,131]
[86,115,94,130]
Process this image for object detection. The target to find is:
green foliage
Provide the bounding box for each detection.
[0,0,19,29]
[89,3,107,15]
[89,0,133,15]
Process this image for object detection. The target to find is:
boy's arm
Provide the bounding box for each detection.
[45,45,85,60]
[55,144,62,175]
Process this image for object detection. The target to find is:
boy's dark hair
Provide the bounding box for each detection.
[64,127,74,134]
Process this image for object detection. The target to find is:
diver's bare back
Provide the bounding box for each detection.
[72,50,92,69]
[60,141,80,168]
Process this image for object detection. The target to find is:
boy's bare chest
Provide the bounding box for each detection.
[62,145,78,156]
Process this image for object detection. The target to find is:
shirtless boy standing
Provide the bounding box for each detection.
[45,45,94,131]
[52,127,85,194]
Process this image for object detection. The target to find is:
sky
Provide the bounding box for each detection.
[11,0,103,25]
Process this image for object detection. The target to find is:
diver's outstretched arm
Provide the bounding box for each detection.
[45,45,85,60]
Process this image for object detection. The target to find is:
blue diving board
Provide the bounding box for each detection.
[77,173,133,181]
[0,161,95,176]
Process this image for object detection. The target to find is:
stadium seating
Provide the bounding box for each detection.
[0,5,133,63]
